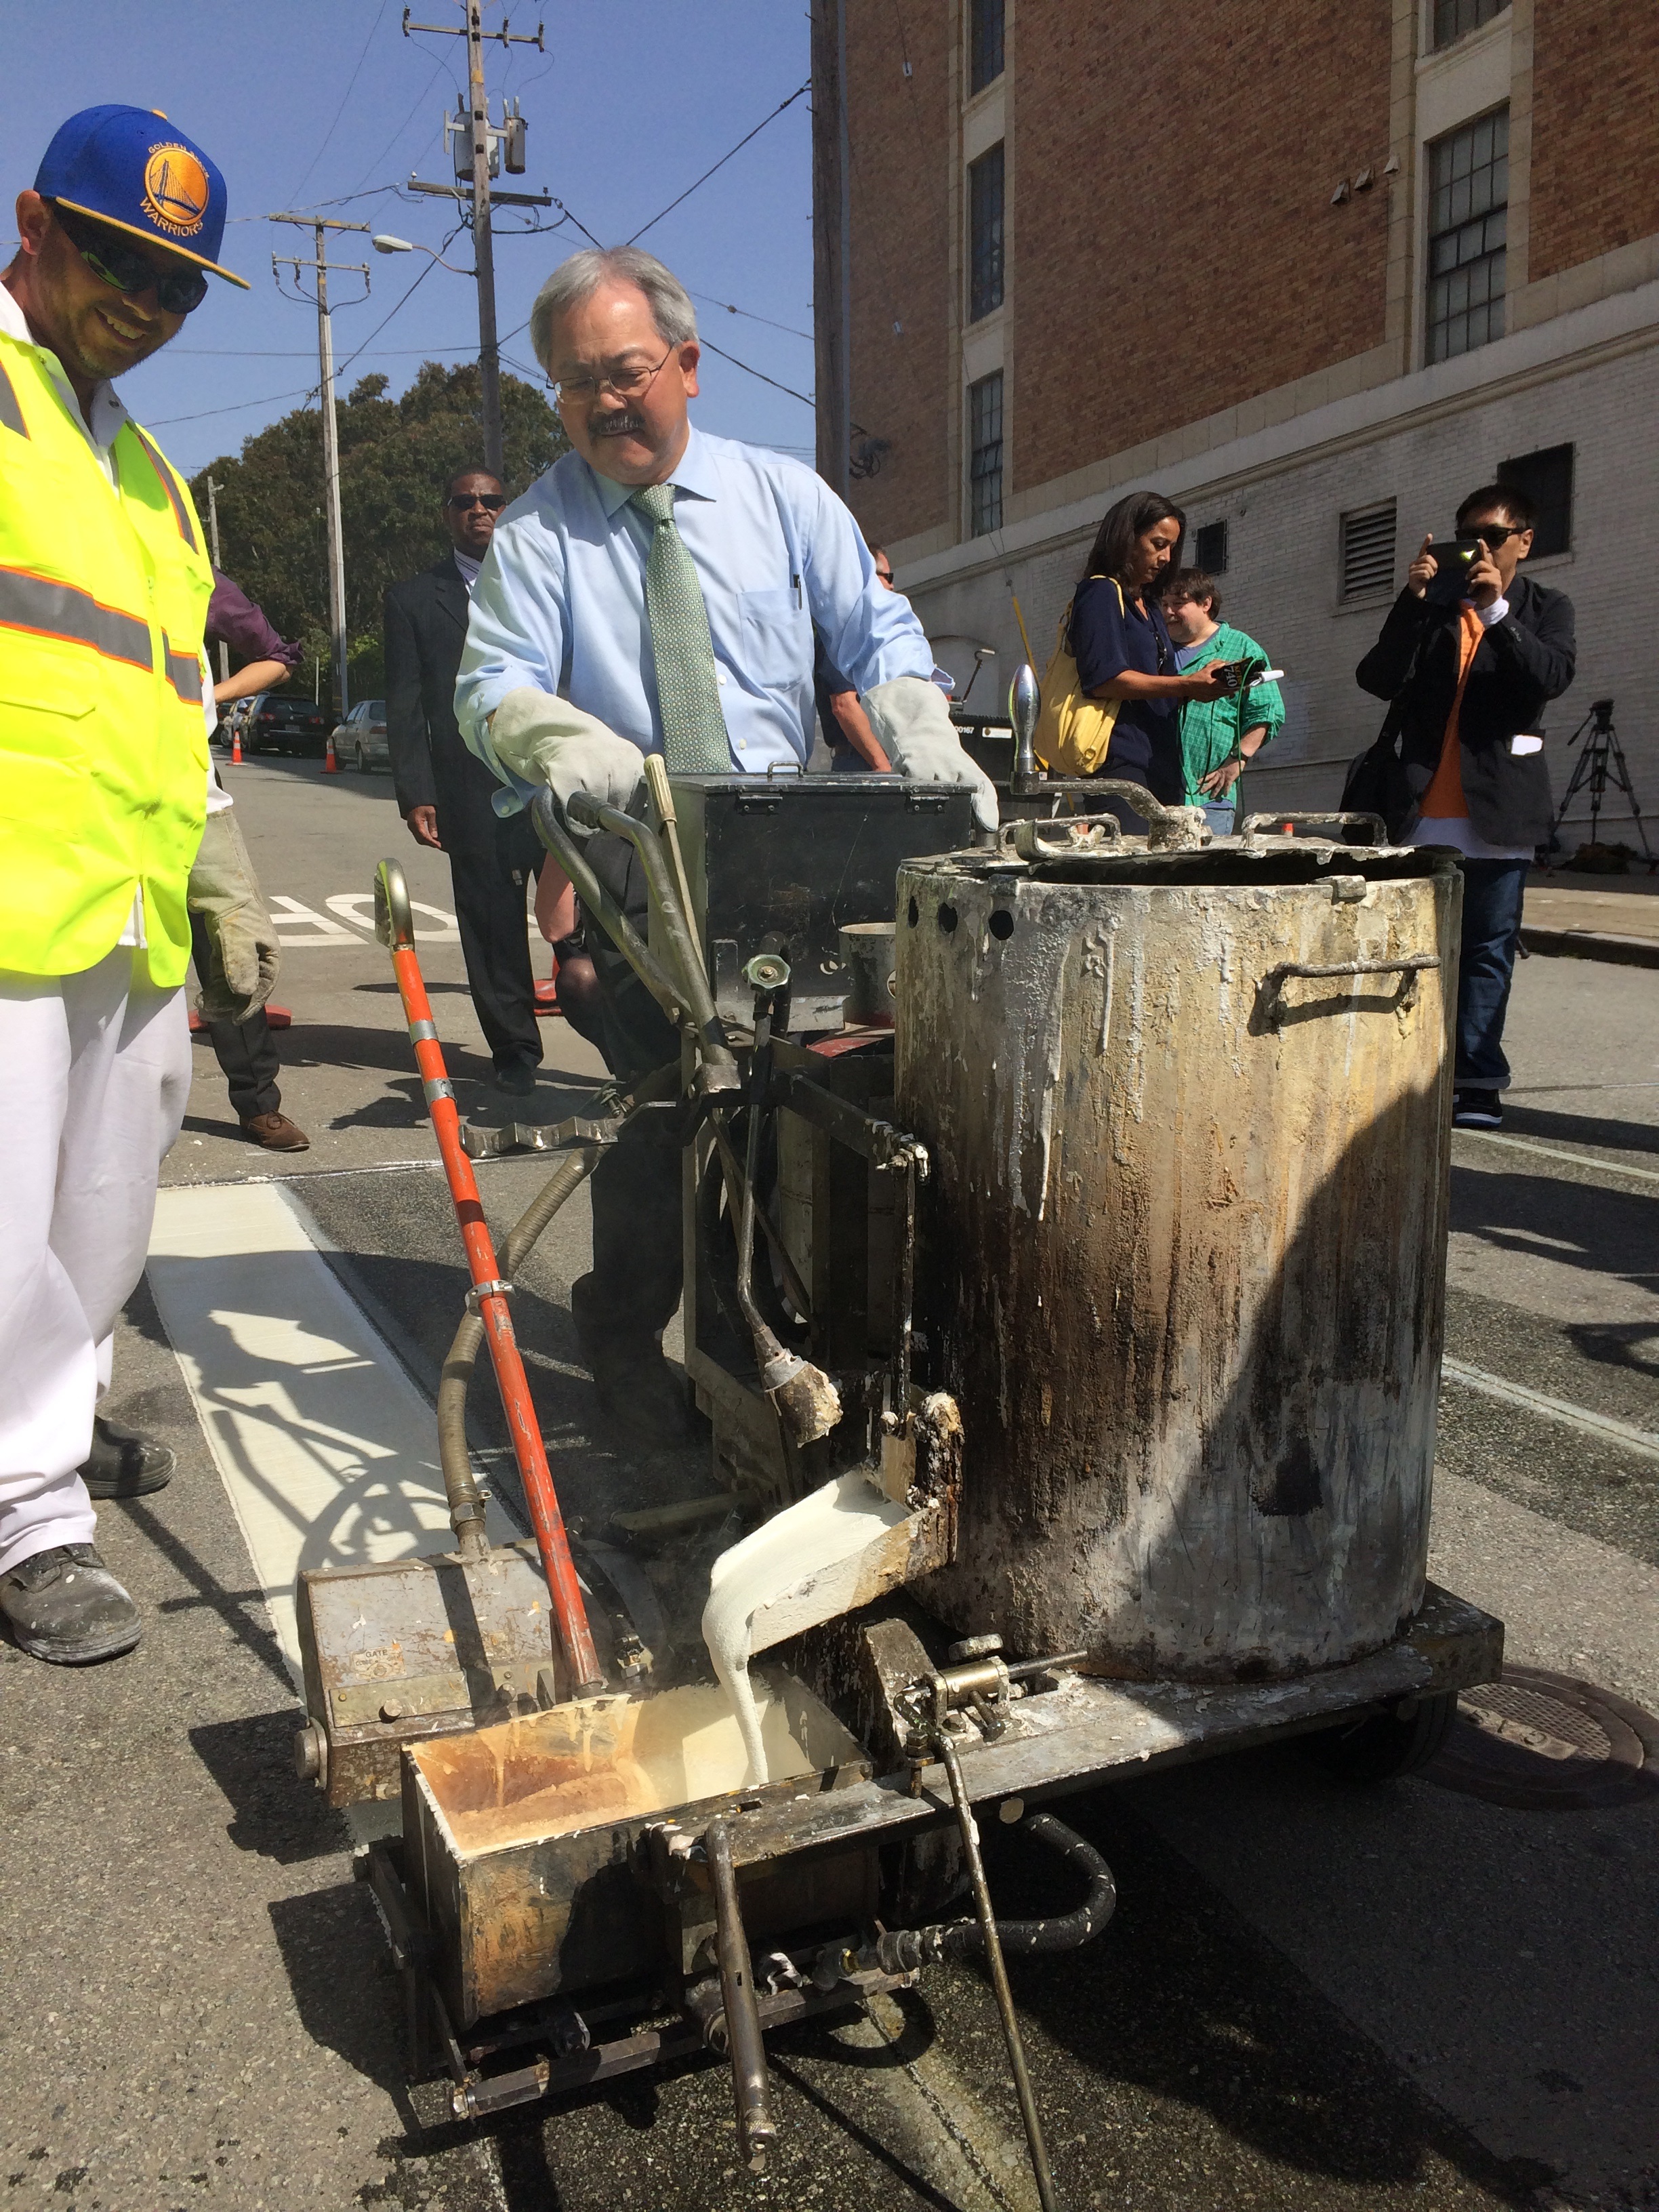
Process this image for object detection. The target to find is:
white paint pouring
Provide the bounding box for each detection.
[701,1469,913,1786]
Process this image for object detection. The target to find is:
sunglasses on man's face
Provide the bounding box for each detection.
[53,204,209,316]
[447,492,506,512]
[1463,523,1527,551]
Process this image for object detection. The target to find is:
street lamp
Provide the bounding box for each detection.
[371,234,473,274]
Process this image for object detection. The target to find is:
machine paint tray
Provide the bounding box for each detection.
[401,1673,873,2026]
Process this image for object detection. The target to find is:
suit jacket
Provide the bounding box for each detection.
[1355,571,1576,848]
[384,553,506,848]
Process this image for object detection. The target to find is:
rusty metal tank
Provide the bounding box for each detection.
[894,812,1462,1683]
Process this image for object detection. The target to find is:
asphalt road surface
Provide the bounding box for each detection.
[2,752,1655,2212]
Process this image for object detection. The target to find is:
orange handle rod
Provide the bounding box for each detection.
[390,937,603,1696]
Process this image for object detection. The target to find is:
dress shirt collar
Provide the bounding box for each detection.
[587,422,721,520]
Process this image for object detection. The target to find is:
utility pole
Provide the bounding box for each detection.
[203,475,229,684]
[405,2,548,478]
[270,214,370,727]
[810,0,851,497]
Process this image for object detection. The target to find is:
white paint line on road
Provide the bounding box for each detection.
[146,1179,517,1687]
[1454,1126,1659,1185]
[1441,1354,1659,1461]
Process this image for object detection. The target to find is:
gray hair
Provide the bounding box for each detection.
[529,247,698,371]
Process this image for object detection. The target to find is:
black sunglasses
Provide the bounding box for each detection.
[1462,522,1526,550]
[447,491,506,512]
[52,203,209,316]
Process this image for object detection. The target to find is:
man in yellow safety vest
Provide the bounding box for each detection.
[0,107,256,1664]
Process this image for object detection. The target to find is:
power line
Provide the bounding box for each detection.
[699,337,812,409]
[626,80,811,245]
[285,0,394,205]
[147,384,319,428]
[331,239,451,384]
[343,54,455,197]
[690,290,812,343]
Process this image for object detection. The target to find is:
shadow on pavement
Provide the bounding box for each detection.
[267,1883,409,2097]
[190,1708,346,1863]
[1500,1103,1659,1158]
[1450,1166,1659,1292]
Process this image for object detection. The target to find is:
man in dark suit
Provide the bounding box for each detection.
[385,470,545,1094]
[1357,480,1576,1130]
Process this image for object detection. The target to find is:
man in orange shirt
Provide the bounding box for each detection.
[1357,483,1576,1130]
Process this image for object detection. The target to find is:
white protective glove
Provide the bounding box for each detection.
[861,676,999,833]
[487,685,647,831]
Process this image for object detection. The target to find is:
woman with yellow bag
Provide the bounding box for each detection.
[1033,491,1233,827]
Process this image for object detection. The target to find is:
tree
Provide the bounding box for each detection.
[189,360,567,695]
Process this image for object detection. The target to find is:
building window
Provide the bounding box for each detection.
[1426,108,1508,365]
[1340,500,1397,600]
[968,144,1004,322]
[1433,0,1505,51]
[968,371,1003,537]
[1498,443,1574,557]
[1193,520,1229,574]
[969,0,1005,94]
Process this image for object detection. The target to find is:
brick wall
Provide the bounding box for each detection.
[1528,0,1659,283]
[844,0,953,548]
[1012,0,1394,496]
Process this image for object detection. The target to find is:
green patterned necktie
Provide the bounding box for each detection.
[630,481,733,773]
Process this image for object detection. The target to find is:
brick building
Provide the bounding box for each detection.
[818,0,1659,842]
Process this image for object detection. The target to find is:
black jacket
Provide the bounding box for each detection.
[384,554,505,844]
[1355,572,1576,847]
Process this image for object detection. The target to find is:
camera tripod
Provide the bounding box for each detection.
[1549,698,1655,866]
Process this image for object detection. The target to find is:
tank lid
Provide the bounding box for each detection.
[925,802,1458,886]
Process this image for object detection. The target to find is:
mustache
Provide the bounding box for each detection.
[590,409,645,438]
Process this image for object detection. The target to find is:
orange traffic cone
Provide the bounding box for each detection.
[324,732,341,775]
[230,722,243,764]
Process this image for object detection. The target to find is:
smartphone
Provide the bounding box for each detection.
[1424,537,1484,607]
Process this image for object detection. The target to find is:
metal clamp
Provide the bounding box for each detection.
[1002,812,1126,861]
[1261,952,1441,1029]
[1240,809,1388,850]
[374,857,417,950]
[464,1278,513,1311]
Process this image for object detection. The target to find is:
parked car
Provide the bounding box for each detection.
[238,691,333,757]
[332,698,390,773]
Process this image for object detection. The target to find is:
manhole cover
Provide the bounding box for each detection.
[1425,1666,1659,1810]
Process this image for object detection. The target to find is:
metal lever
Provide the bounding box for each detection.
[704,1818,778,2174]
[931,1727,1061,2212]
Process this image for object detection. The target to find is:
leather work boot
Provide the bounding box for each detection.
[241,1110,310,1151]
[0,1543,142,1664]
[571,1298,692,1449]
[79,1413,174,1500]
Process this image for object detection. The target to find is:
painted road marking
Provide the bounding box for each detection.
[269,893,459,944]
[146,1178,518,1685]
[1454,1126,1659,1186]
[1441,1355,1659,1461]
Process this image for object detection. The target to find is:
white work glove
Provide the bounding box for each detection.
[862,676,999,833]
[187,808,280,1025]
[488,685,646,832]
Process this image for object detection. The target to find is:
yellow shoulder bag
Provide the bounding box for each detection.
[1031,576,1123,777]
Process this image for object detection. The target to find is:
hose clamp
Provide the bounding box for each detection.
[423,1076,455,1105]
[465,1278,514,1311]
[408,1019,438,1044]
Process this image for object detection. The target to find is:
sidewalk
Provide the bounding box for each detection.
[1523,864,1659,968]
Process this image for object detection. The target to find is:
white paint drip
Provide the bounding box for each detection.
[702,1470,911,1785]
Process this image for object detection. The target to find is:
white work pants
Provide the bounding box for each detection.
[0,948,190,1574]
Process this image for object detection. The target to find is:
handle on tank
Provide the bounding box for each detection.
[1010,662,1040,783]
[1239,809,1388,848]
[1002,812,1127,861]
[1260,952,1441,1029]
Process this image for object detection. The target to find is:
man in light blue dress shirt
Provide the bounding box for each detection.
[454,247,992,1446]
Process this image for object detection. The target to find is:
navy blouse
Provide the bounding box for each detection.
[1070,577,1185,804]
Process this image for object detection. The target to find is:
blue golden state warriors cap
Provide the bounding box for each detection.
[34,105,248,289]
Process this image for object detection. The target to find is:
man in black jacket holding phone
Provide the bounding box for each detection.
[1356,482,1576,1130]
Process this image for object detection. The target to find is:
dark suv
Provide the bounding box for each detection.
[239,691,333,757]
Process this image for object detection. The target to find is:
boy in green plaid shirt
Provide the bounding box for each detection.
[1161,568,1284,832]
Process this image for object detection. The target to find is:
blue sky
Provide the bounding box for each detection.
[6,1,817,475]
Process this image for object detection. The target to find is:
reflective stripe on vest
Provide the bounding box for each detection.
[0,562,154,670]
[129,424,197,550]
[0,361,26,438]
[162,632,204,701]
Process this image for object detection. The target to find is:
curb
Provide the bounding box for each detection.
[1521,925,1659,970]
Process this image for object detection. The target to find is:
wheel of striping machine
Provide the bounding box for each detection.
[1297,1689,1458,1784]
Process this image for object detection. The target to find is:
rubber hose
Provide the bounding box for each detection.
[922,1812,1117,1961]
[436,1147,602,1544]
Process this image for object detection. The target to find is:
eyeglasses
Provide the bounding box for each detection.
[447,492,506,512]
[1462,522,1527,550]
[52,203,209,316]
[874,568,895,586]
[550,344,676,407]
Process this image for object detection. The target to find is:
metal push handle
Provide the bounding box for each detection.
[1240,810,1388,848]
[373,858,605,1696]
[1261,952,1441,1029]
